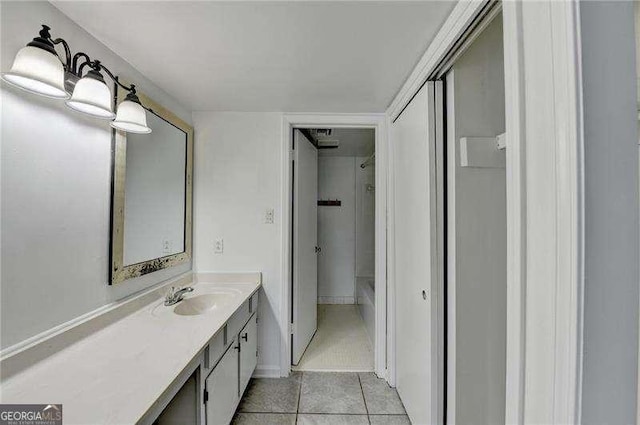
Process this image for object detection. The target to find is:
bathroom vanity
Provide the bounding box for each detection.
[0,273,261,425]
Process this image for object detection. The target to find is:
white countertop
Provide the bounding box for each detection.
[0,273,261,425]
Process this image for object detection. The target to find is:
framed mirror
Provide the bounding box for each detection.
[109,84,193,285]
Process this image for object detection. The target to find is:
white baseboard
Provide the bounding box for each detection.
[318,296,355,305]
[252,365,281,378]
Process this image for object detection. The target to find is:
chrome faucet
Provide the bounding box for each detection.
[164,286,194,306]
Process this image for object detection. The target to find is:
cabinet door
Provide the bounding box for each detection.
[205,343,239,425]
[239,313,258,395]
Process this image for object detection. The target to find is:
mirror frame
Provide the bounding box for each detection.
[109,86,193,285]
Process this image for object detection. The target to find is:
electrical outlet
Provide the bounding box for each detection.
[214,238,224,254]
[265,208,274,224]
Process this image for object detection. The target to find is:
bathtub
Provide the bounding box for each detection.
[356,276,375,345]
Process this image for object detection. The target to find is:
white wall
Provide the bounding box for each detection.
[579,2,639,423]
[192,112,282,373]
[356,157,375,278]
[317,155,376,303]
[317,157,356,303]
[447,15,506,425]
[0,1,192,350]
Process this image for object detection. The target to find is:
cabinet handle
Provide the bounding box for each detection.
[242,333,248,342]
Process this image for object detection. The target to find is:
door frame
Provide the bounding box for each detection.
[280,113,388,379]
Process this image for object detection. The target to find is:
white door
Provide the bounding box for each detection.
[392,81,441,424]
[292,129,318,365]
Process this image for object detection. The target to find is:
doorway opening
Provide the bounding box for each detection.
[280,114,387,380]
[291,127,376,372]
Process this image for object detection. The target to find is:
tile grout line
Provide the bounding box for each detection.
[357,373,372,425]
[295,371,303,424]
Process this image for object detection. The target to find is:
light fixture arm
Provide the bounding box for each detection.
[92,62,137,93]
[50,37,71,72]
[72,52,91,76]
[43,26,136,95]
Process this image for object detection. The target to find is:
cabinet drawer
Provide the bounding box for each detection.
[227,299,250,339]
[207,325,227,370]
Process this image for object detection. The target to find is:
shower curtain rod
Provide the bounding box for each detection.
[360,153,375,169]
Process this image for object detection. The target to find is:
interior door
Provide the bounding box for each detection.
[292,129,318,365]
[392,81,441,424]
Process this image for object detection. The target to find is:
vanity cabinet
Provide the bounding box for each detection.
[204,291,259,425]
[205,344,239,425]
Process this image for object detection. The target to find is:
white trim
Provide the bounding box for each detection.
[445,71,457,425]
[385,113,397,387]
[280,113,388,380]
[502,2,526,423]
[386,0,491,122]
[317,296,355,305]
[503,2,584,423]
[252,365,281,378]
[549,2,584,422]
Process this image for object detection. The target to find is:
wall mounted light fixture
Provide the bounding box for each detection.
[1,25,151,134]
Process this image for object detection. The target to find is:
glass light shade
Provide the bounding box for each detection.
[1,46,68,98]
[65,75,115,119]
[110,100,152,134]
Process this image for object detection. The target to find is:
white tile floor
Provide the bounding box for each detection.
[293,304,374,372]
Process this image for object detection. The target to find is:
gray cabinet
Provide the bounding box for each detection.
[205,344,239,425]
[239,314,258,395]
[205,309,258,425]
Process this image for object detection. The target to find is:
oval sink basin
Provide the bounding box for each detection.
[173,293,234,316]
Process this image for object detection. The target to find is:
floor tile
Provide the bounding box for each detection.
[237,372,302,413]
[293,305,374,372]
[369,415,412,425]
[297,414,369,425]
[232,413,297,424]
[359,373,406,415]
[298,372,367,414]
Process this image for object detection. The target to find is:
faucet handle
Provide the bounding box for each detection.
[166,286,177,300]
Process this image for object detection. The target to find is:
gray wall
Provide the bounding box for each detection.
[580,2,639,423]
[0,1,192,349]
[448,15,506,425]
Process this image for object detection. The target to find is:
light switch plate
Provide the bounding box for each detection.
[214,238,224,254]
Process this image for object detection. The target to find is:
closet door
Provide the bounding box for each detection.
[392,81,441,425]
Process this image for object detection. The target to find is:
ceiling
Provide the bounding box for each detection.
[313,128,375,157]
[52,1,455,113]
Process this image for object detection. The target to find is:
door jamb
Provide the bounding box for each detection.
[280,113,389,380]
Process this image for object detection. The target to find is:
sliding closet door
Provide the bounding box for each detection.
[392,81,441,425]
